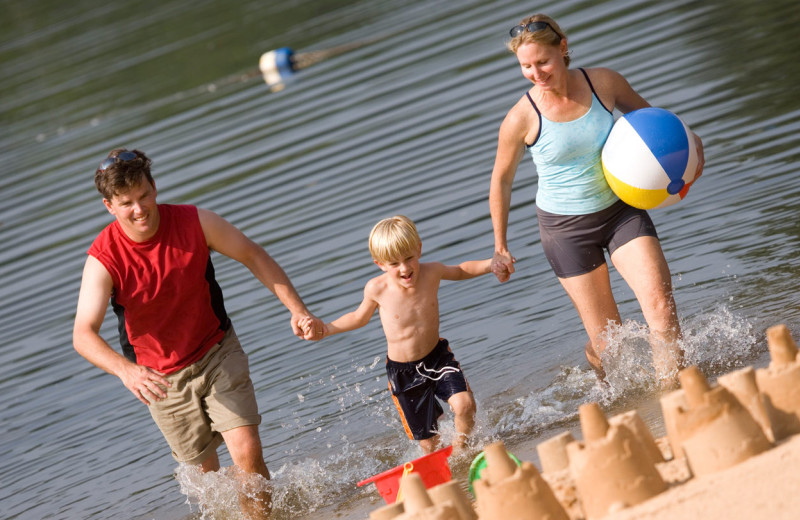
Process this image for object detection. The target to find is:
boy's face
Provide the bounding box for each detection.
[103,178,160,242]
[375,245,421,289]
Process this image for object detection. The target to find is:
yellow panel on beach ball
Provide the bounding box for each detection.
[603,173,669,210]
[602,107,698,210]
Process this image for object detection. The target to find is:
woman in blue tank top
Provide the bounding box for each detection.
[488,13,704,385]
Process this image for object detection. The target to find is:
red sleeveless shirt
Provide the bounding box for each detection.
[88,204,229,373]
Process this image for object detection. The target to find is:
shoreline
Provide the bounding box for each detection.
[354,326,800,520]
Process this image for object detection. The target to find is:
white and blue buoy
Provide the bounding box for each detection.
[259,47,296,90]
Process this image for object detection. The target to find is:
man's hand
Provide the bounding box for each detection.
[293,314,325,340]
[119,363,171,405]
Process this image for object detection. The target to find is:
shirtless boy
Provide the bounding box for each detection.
[302,215,492,453]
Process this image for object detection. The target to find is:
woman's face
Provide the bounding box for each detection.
[515,40,567,89]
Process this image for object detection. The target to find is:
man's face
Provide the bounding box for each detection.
[103,179,159,242]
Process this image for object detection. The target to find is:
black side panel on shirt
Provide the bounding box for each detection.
[205,256,230,332]
[111,290,136,363]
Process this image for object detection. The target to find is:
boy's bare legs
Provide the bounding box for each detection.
[448,391,476,454]
[418,435,440,454]
[222,425,271,519]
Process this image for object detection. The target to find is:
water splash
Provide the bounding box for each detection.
[600,305,759,392]
[680,305,760,373]
[488,306,760,444]
[175,464,270,520]
[492,366,605,439]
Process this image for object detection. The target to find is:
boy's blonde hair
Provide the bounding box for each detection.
[369,215,421,263]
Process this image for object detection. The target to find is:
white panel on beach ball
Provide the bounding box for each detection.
[602,107,699,210]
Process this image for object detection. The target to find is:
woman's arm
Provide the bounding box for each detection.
[588,67,650,114]
[489,106,528,281]
[591,67,705,179]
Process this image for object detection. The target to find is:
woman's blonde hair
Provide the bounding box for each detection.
[368,215,421,263]
[507,13,570,66]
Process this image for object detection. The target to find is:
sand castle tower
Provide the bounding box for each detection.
[536,431,575,474]
[666,366,772,476]
[609,410,665,465]
[389,473,461,520]
[428,480,477,520]
[567,403,667,519]
[660,388,689,460]
[755,324,800,441]
[370,501,405,520]
[473,441,569,520]
[718,366,775,442]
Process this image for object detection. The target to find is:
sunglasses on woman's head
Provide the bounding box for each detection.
[99,151,137,171]
[509,21,559,38]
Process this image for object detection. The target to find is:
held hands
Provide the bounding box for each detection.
[119,363,171,405]
[294,315,326,341]
[491,250,517,283]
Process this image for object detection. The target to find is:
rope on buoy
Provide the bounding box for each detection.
[258,39,377,91]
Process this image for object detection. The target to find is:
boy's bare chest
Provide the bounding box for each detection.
[378,290,438,323]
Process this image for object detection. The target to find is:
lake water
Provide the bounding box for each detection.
[2,0,799,518]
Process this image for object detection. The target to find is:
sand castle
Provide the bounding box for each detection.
[665,365,773,476]
[567,403,667,518]
[365,324,800,520]
[473,441,569,520]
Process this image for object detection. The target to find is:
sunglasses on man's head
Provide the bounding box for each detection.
[509,21,559,38]
[99,151,137,171]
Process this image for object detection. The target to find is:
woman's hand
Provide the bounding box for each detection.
[491,250,517,283]
[692,132,705,180]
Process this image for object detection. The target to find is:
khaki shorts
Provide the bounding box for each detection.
[148,327,261,465]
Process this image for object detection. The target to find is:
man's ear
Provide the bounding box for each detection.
[102,198,114,215]
[374,260,388,272]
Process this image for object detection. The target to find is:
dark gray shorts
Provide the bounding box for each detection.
[537,200,658,278]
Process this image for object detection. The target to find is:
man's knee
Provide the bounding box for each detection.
[222,425,269,477]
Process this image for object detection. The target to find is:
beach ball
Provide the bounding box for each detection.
[602,107,699,210]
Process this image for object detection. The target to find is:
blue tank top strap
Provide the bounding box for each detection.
[526,68,618,215]
[578,68,613,115]
[525,91,542,148]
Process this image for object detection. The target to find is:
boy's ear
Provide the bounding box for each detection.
[374,259,388,272]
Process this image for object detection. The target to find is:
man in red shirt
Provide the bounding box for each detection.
[73,148,323,518]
